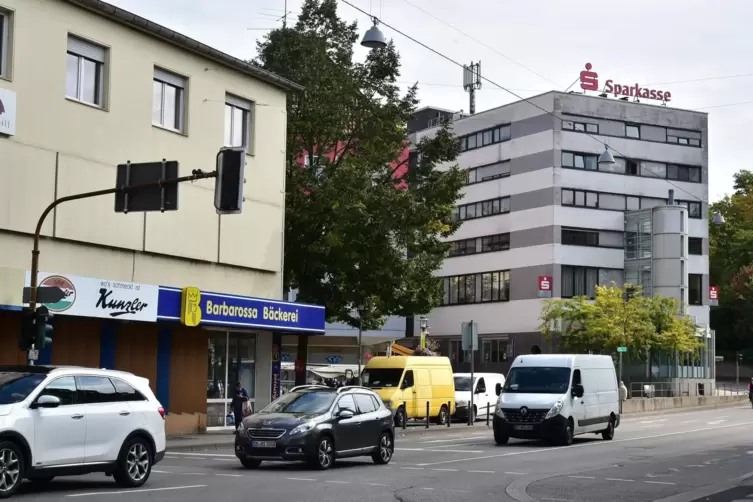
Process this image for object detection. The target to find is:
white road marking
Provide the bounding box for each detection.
[447,489,470,493]
[505,471,527,475]
[605,478,633,482]
[415,421,753,466]
[639,419,668,424]
[397,447,484,453]
[421,435,488,444]
[568,475,596,479]
[66,485,207,497]
[680,420,700,424]
[686,465,705,468]
[326,481,350,484]
[166,452,236,458]
[469,470,495,473]
[367,483,389,487]
[645,481,676,485]
[402,467,424,470]
[707,420,727,425]
[177,472,206,476]
[432,468,458,472]
[216,474,244,478]
[396,448,426,451]
[214,458,238,462]
[152,470,172,474]
[420,487,434,491]
[287,477,316,481]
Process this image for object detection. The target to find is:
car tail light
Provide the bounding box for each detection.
[158,407,166,420]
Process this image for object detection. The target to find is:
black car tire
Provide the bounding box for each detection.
[0,441,24,499]
[113,437,152,488]
[493,429,509,445]
[372,432,394,465]
[240,458,262,469]
[437,405,449,425]
[308,436,335,470]
[601,418,615,441]
[559,419,574,447]
[394,407,407,428]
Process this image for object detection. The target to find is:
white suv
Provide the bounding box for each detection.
[0,365,166,498]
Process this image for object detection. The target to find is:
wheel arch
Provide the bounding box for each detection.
[118,429,156,461]
[0,430,33,472]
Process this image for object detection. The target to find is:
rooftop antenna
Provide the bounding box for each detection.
[463,61,482,115]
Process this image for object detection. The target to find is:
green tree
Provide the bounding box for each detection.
[539,285,701,356]
[256,0,466,329]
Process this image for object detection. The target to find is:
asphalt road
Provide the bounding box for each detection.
[12,404,753,501]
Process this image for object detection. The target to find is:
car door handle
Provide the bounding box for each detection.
[71,414,84,420]
[119,411,131,416]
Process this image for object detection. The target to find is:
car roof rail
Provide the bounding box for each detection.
[336,385,372,394]
[289,385,329,392]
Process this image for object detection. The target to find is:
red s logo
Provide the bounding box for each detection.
[580,63,599,91]
[0,99,5,115]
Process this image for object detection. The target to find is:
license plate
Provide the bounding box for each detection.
[251,441,276,448]
[514,424,533,431]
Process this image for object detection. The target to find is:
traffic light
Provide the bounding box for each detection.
[34,306,53,350]
[18,307,35,351]
[214,147,246,215]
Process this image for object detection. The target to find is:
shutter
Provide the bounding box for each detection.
[226,93,252,111]
[154,67,186,89]
[67,35,106,63]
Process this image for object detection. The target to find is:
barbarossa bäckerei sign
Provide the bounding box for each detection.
[158,286,325,334]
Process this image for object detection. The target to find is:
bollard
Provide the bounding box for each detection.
[426,402,430,429]
[402,403,406,431]
[447,401,451,428]
[486,403,490,427]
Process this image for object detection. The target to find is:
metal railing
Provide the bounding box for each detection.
[629,381,748,398]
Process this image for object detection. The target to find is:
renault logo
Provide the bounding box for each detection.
[520,407,528,416]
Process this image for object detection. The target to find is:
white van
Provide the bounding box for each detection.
[453,373,505,422]
[493,354,619,446]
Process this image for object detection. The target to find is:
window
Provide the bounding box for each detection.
[458,124,510,153]
[449,340,467,363]
[480,270,510,302]
[562,151,598,170]
[454,197,509,222]
[667,164,702,183]
[76,376,118,404]
[481,233,510,252]
[562,120,598,134]
[41,377,77,406]
[0,10,10,79]
[668,133,701,147]
[626,196,640,210]
[402,370,414,388]
[447,238,476,257]
[225,94,253,150]
[689,237,703,255]
[677,200,702,219]
[442,270,509,305]
[482,339,509,363]
[152,68,186,132]
[561,189,598,208]
[626,125,640,139]
[599,193,626,211]
[562,229,599,247]
[354,394,377,414]
[111,378,146,402]
[336,394,356,413]
[468,161,510,184]
[689,274,702,305]
[626,160,639,176]
[561,266,622,298]
[66,35,106,107]
[0,373,45,405]
[641,161,666,179]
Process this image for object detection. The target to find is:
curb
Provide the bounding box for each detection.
[651,470,753,502]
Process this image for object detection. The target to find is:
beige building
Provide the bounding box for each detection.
[0,0,322,434]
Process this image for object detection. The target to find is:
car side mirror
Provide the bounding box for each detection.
[336,409,354,419]
[495,383,502,396]
[401,381,410,390]
[572,384,584,398]
[33,395,61,409]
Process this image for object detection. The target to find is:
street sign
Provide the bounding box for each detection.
[538,276,552,298]
[115,160,180,213]
[617,346,627,353]
[709,286,719,306]
[461,321,478,352]
[22,286,68,304]
[28,349,39,361]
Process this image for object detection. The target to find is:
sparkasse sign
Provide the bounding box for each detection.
[580,63,672,103]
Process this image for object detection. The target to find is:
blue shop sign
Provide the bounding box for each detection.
[157,287,325,334]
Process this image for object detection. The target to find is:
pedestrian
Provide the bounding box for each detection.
[232,381,250,433]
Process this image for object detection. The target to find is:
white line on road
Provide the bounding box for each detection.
[287,477,316,481]
[639,419,668,424]
[645,481,676,485]
[177,472,206,476]
[152,470,172,474]
[66,485,207,497]
[326,480,350,484]
[415,421,753,467]
[680,420,700,424]
[432,468,458,472]
[367,483,389,487]
[397,448,483,453]
[605,478,634,482]
[421,435,488,444]
[568,476,596,479]
[401,467,424,470]
[447,489,470,493]
[420,487,434,491]
[215,474,244,477]
[468,470,495,473]
[505,471,527,475]
[707,420,727,425]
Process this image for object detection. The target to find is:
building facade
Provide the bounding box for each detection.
[411,92,710,377]
[0,0,324,434]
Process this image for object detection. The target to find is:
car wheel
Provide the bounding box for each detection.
[493,429,509,445]
[372,432,394,465]
[601,418,615,441]
[470,406,476,423]
[437,405,449,425]
[309,436,335,470]
[113,437,152,488]
[240,458,262,469]
[394,407,407,428]
[560,419,574,446]
[0,441,24,499]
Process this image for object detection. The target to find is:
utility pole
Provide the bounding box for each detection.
[463,61,481,115]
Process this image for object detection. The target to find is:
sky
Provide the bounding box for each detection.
[107,0,753,202]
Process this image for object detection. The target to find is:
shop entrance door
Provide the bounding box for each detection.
[206,331,256,430]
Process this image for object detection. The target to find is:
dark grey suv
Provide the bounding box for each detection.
[234,386,394,470]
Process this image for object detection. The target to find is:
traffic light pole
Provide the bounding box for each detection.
[27,169,217,314]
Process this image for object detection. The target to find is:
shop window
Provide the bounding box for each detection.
[689,274,703,305]
[482,339,509,363]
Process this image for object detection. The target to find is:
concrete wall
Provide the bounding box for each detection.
[622,394,747,414]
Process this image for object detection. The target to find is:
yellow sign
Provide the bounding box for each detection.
[180,287,202,327]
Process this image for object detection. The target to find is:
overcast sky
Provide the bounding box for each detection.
[108,0,753,201]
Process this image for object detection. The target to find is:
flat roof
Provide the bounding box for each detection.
[64,0,304,92]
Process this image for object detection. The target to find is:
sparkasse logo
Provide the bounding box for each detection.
[0,98,5,115]
[578,63,672,102]
[579,63,598,91]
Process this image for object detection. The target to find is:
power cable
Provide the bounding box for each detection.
[340,0,706,204]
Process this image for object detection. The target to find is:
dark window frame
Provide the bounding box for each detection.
[561,114,702,148]
[688,237,703,255]
[562,119,599,134]
[458,123,512,153]
[562,151,702,184]
[453,197,510,222]
[688,273,703,305]
[467,160,511,185]
[561,265,622,299]
[441,270,510,307]
[626,124,641,139]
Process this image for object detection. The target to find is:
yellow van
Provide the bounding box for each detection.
[361,356,456,427]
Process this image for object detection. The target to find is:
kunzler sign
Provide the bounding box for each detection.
[580,62,672,102]
[24,271,159,322]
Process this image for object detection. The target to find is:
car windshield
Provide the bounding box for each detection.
[361,369,403,388]
[454,376,472,392]
[503,367,571,394]
[0,372,46,405]
[260,391,336,415]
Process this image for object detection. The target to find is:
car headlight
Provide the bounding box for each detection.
[457,400,468,407]
[237,421,246,434]
[290,421,317,436]
[383,400,394,409]
[545,398,564,419]
[494,402,505,418]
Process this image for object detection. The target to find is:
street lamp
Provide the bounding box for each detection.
[419,316,429,350]
[361,17,387,49]
[712,211,725,225]
[598,146,615,165]
[357,303,365,384]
